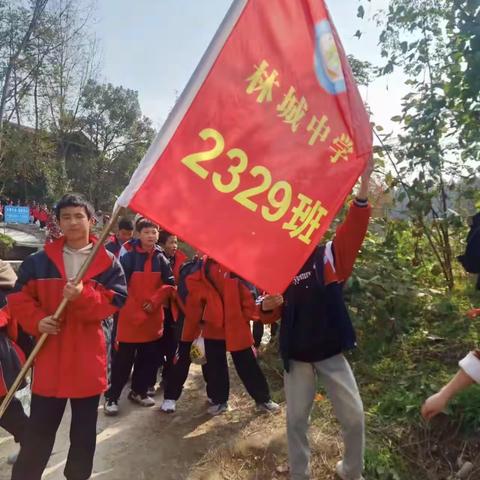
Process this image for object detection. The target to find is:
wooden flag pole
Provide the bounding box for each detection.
[0,207,122,418]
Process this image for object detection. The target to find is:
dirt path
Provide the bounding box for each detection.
[0,364,343,480]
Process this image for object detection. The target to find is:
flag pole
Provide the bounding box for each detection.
[0,207,122,418]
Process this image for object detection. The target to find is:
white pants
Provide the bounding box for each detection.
[284,354,365,480]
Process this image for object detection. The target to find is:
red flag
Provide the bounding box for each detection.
[116,0,372,293]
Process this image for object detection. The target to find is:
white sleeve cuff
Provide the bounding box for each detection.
[459,352,480,383]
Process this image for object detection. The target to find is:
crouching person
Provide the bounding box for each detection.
[422,343,480,420]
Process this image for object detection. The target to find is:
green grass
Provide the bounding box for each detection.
[262,219,480,479]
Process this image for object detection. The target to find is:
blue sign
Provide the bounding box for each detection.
[4,206,30,224]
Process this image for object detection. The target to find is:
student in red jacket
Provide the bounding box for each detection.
[8,193,127,480]
[0,260,28,460]
[148,231,188,392]
[37,204,49,228]
[105,218,134,257]
[158,231,188,283]
[116,215,145,258]
[104,220,175,415]
[104,218,135,379]
[161,257,279,416]
[30,202,39,224]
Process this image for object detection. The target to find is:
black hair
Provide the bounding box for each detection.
[118,219,134,231]
[158,230,176,245]
[136,219,159,233]
[55,193,94,220]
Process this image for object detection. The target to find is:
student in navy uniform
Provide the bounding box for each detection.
[104,220,175,415]
[260,157,374,480]
[148,231,188,393]
[103,218,135,383]
[105,218,134,258]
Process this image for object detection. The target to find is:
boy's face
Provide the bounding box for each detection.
[139,227,159,250]
[58,206,91,242]
[163,236,178,257]
[118,228,133,244]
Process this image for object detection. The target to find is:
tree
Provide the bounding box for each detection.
[72,79,155,210]
[444,0,479,160]
[0,0,100,202]
[0,0,49,157]
[0,122,55,200]
[359,0,479,289]
[38,0,99,197]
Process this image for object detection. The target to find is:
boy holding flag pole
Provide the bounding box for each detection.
[5,194,127,480]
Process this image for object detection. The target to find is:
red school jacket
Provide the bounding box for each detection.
[165,249,187,321]
[0,290,25,397]
[105,235,123,257]
[170,249,188,283]
[117,244,176,343]
[8,237,127,398]
[180,257,257,352]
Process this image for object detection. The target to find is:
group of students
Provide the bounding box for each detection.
[100,215,280,417]
[1,154,480,480]
[0,193,281,480]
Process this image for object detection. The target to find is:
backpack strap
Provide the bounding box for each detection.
[178,257,203,305]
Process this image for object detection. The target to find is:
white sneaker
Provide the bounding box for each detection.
[335,460,365,480]
[160,399,176,413]
[207,402,229,416]
[104,399,119,416]
[128,391,155,407]
[256,399,281,414]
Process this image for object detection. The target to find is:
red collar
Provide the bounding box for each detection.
[44,235,111,280]
[134,244,160,255]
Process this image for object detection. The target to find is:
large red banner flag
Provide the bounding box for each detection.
[116,0,372,293]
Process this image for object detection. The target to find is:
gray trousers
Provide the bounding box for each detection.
[284,354,365,480]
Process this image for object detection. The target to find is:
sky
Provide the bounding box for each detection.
[92,0,407,132]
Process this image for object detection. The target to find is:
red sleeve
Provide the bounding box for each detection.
[239,283,259,321]
[181,279,205,342]
[149,285,176,310]
[67,281,116,323]
[0,305,8,329]
[169,290,181,321]
[67,257,128,323]
[0,304,18,342]
[331,200,371,281]
[9,287,49,337]
[2,305,18,342]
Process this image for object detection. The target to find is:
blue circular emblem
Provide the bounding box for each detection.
[314,20,346,95]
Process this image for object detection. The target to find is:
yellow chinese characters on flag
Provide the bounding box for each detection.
[116,0,372,293]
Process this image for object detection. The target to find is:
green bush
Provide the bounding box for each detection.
[0,233,14,258]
